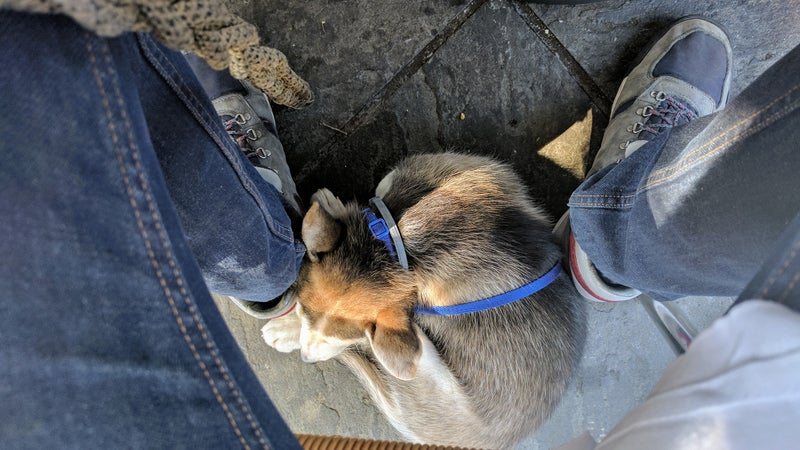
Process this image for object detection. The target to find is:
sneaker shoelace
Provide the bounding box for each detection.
[222,111,305,230]
[621,91,699,148]
[222,113,272,162]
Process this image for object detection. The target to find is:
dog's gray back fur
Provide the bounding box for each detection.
[341,153,586,448]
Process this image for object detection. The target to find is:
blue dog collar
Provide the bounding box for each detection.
[361,197,409,270]
[414,262,562,316]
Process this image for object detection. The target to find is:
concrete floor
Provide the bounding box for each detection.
[216,0,799,448]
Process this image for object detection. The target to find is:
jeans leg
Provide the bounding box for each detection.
[130,34,305,302]
[0,12,299,448]
[569,45,800,301]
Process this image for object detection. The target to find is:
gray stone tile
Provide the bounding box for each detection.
[524,298,679,449]
[528,296,733,449]
[299,0,594,218]
[225,0,471,179]
[531,0,800,101]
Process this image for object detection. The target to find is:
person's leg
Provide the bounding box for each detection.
[0,11,299,448]
[575,214,800,450]
[567,20,800,301]
[130,35,304,305]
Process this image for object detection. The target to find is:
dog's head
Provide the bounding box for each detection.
[292,189,421,380]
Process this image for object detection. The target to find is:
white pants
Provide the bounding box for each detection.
[561,300,800,450]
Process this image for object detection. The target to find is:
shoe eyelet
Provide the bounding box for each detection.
[638,105,653,117]
[234,114,247,125]
[627,122,644,134]
[256,147,271,159]
[245,128,260,140]
[619,141,629,150]
[650,91,667,101]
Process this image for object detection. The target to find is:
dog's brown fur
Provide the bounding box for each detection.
[263,153,586,448]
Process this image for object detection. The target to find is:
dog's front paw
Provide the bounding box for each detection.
[261,311,301,353]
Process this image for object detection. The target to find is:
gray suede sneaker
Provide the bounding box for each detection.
[588,17,733,176]
[561,17,733,303]
[213,81,303,217]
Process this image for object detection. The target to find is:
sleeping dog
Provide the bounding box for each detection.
[262,153,586,448]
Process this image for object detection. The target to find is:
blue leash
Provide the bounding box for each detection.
[362,196,561,316]
[414,263,562,316]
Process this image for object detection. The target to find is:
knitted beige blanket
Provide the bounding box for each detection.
[1,0,313,108]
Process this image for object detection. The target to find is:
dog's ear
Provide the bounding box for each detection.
[310,188,347,219]
[302,201,342,262]
[366,309,422,381]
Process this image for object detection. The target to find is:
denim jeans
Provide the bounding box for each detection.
[0,11,302,449]
[569,45,800,301]
[563,44,800,450]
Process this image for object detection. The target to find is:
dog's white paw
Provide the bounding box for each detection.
[261,312,301,353]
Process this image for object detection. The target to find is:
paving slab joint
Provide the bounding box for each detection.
[509,0,612,119]
[296,0,490,183]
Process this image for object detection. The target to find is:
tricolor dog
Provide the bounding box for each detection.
[263,153,586,448]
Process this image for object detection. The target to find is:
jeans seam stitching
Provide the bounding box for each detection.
[780,269,800,303]
[568,202,635,208]
[642,101,797,189]
[570,193,637,199]
[569,193,635,208]
[137,35,293,244]
[642,84,800,189]
[88,34,264,450]
[647,81,800,181]
[759,237,800,301]
[109,39,272,450]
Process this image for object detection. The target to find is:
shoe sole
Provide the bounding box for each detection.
[553,212,640,303]
[569,232,641,302]
[227,292,297,320]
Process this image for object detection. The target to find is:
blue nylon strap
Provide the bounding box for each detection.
[414,263,563,316]
[361,207,397,258]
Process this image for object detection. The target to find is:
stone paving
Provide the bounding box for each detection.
[218,0,799,448]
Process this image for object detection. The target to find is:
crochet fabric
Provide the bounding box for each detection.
[1,0,313,108]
